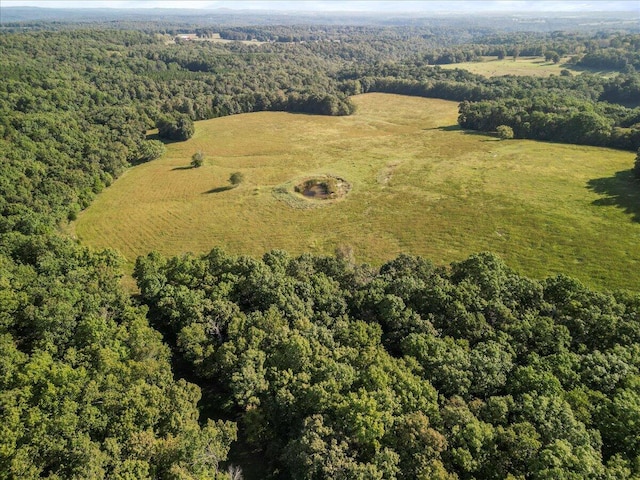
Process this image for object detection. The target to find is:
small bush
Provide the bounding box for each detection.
[229,172,245,186]
[497,125,514,140]
[191,151,205,168]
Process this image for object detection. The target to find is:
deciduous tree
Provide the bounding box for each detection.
[191,151,205,168]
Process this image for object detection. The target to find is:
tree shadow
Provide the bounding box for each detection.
[586,170,640,222]
[146,132,181,145]
[203,185,233,194]
[432,125,461,132]
[436,125,500,138]
[172,165,194,171]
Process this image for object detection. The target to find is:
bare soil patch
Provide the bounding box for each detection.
[295,176,351,200]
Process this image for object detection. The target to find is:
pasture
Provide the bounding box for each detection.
[439,55,610,77]
[73,94,639,291]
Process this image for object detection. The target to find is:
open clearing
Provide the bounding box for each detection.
[439,55,612,77]
[166,32,266,46]
[73,94,639,291]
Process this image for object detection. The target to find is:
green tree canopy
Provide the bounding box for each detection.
[191,150,205,168]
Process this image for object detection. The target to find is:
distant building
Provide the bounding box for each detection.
[175,34,198,41]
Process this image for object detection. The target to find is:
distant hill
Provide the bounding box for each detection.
[2,6,639,30]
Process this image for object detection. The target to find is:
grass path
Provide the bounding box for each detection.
[73,94,639,291]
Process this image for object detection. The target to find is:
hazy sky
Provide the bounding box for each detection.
[3,1,639,13]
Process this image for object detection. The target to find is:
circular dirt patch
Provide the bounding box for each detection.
[294,175,351,200]
[272,174,351,209]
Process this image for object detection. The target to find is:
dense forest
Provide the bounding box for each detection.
[1,12,639,479]
[133,247,640,479]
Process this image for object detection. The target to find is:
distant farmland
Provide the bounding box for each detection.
[439,55,613,77]
[73,94,639,291]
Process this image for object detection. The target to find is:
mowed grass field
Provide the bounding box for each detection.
[73,94,640,291]
[439,55,611,77]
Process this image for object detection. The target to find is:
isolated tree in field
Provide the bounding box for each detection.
[634,148,640,179]
[497,125,514,140]
[191,151,205,168]
[229,171,244,186]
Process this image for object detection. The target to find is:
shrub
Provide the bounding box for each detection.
[230,171,244,186]
[191,151,205,168]
[497,125,514,140]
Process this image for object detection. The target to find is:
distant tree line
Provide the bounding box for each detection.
[458,96,640,149]
[343,64,640,150]
[576,34,640,72]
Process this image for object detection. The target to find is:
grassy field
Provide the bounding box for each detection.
[439,55,612,77]
[72,94,639,291]
[165,32,266,46]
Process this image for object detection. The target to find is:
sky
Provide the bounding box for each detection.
[2,1,639,13]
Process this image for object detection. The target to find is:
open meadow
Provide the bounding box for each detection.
[439,55,611,77]
[73,93,639,291]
